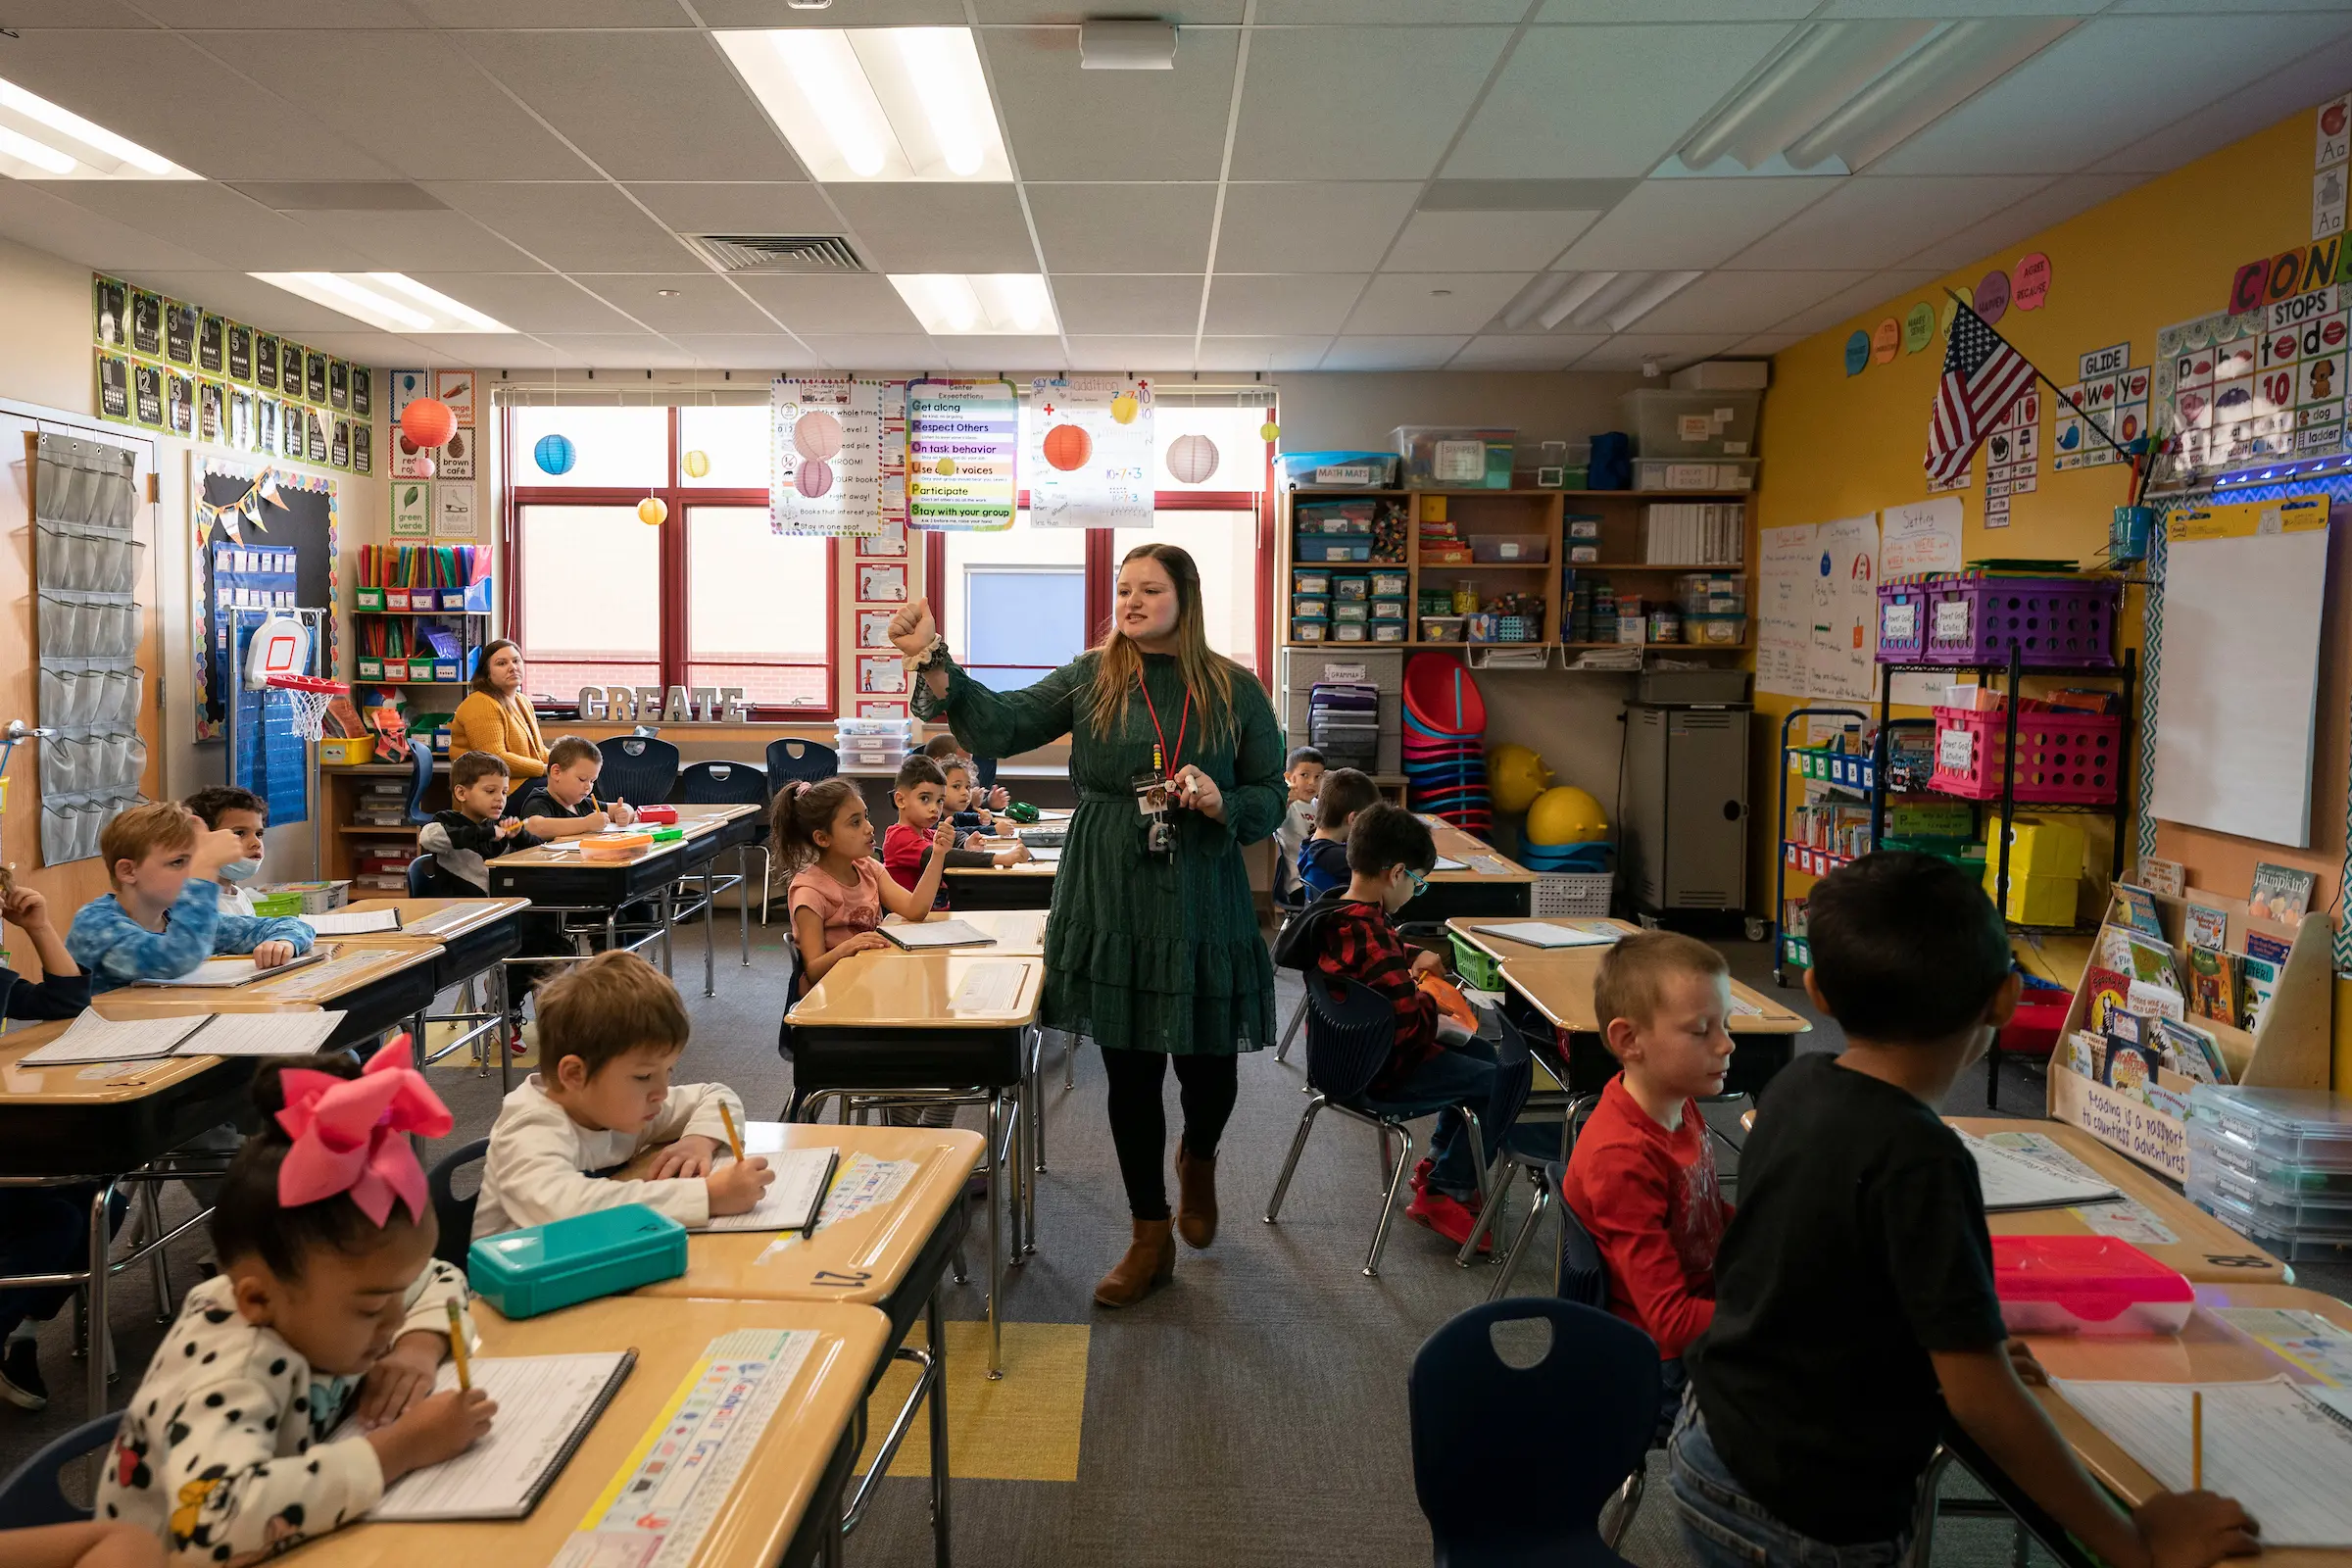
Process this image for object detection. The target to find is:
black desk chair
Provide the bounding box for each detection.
[681,760,774,923]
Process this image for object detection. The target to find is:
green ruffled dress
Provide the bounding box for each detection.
[912,650,1284,1055]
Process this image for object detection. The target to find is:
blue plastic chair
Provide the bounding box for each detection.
[1553,1166,1610,1310]
[597,736,679,808]
[765,738,838,784]
[0,1413,121,1527]
[1409,1298,1660,1568]
[406,854,434,899]
[426,1139,489,1273]
[680,761,774,921]
[403,736,436,825]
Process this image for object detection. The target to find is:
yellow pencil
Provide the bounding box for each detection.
[719,1102,744,1163]
[2192,1390,2203,1489]
[445,1298,471,1392]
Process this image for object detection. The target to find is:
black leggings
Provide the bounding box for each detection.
[1100,1046,1239,1222]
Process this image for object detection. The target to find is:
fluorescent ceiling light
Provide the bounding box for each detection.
[1601,270,1701,333]
[1563,272,1650,330]
[716,26,1010,182]
[890,273,1057,335]
[250,271,514,334]
[0,75,195,179]
[1081,20,1177,71]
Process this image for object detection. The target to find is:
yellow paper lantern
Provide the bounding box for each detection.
[1259,420,1280,442]
[935,457,957,476]
[682,449,710,478]
[637,496,667,526]
[1110,393,1139,425]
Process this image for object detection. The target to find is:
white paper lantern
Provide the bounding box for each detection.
[1166,432,1220,484]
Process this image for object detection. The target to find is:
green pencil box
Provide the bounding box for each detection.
[466,1203,687,1318]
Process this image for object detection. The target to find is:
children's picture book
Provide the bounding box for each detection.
[2184,902,2230,952]
[2156,1017,2230,1085]
[2127,978,2185,1023]
[2186,945,2237,1026]
[2240,954,2281,1034]
[2136,857,2185,898]
[2103,1039,2157,1097]
[2247,931,2292,965]
[2251,862,2317,926]
[2082,965,2132,1033]
[2114,883,2167,939]
[2064,1030,2102,1080]
[2125,933,2180,990]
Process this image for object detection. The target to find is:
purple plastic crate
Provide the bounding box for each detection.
[1876,572,2120,669]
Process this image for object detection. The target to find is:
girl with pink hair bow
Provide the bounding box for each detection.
[98,1040,498,1564]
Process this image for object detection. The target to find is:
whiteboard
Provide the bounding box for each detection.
[2150,523,2330,847]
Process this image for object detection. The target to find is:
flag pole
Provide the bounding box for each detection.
[1941,288,2140,464]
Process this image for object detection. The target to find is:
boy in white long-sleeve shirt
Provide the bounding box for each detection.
[472,951,772,1239]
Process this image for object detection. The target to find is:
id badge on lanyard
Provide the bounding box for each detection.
[1132,766,1173,858]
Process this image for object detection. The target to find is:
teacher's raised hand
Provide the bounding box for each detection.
[888,598,937,657]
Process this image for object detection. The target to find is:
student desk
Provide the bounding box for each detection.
[296,1296,891,1568]
[1401,825,1536,919]
[627,1122,982,1568]
[787,952,1045,1379]
[90,941,445,1054]
[673,803,766,985]
[0,1021,262,1411]
[486,834,685,982]
[343,898,532,1088]
[884,907,1050,956]
[942,837,1058,911]
[1948,1117,2288,1285]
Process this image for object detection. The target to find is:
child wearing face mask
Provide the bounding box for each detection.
[183,787,270,916]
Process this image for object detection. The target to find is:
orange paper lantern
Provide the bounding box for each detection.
[1043,422,1092,471]
[400,397,456,450]
[637,496,667,526]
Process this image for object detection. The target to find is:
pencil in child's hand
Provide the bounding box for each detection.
[2192,1390,2203,1489]
[446,1298,470,1393]
[719,1102,744,1163]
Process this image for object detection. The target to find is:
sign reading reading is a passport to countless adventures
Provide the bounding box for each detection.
[906,379,1018,530]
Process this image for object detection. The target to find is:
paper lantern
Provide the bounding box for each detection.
[1109,393,1139,425]
[796,459,834,499]
[637,496,667,526]
[1259,420,1280,442]
[1166,432,1219,484]
[1043,422,1092,471]
[794,411,844,462]
[935,457,957,476]
[400,397,456,450]
[533,433,576,475]
[415,457,436,479]
[682,448,710,478]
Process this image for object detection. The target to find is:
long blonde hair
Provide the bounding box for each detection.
[1087,542,1242,745]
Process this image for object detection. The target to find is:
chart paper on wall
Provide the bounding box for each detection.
[1756,523,1818,698]
[1810,514,1880,705]
[1026,374,1153,528]
[907,379,1018,530]
[772,376,881,537]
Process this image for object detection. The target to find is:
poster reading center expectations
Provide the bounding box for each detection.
[907,379,1017,531]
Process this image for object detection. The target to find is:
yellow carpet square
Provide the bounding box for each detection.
[856,1320,1090,1483]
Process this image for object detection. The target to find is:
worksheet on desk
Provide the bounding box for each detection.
[954,960,1028,1012]
[368,1351,635,1521]
[19,1012,210,1064]
[705,1147,836,1233]
[132,948,327,987]
[196,1011,348,1056]
[302,907,404,936]
[1475,920,1617,951]
[1959,1132,2118,1211]
[2050,1378,2352,1545]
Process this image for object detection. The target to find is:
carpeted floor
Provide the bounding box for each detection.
[1,917,2338,1567]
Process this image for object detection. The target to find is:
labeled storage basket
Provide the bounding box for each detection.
[1877,572,2121,668]
[1931,702,2122,804]
[1532,872,1612,918]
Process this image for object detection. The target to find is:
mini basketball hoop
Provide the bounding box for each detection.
[266,673,348,743]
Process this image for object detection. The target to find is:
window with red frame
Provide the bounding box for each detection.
[506,405,837,716]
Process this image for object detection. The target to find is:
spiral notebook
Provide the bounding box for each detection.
[361,1350,636,1522]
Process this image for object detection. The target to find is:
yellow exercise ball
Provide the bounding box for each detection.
[1526,785,1608,846]
[1487,743,1554,814]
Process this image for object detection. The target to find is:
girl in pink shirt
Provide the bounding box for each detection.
[774,778,950,992]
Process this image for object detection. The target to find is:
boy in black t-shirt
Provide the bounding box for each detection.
[1674,852,2258,1568]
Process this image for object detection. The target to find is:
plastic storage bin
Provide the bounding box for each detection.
[1983,868,2080,926]
[1986,817,2085,876]
[1687,613,1746,646]
[2188,1087,2352,1171]
[1298,538,1373,563]
[1331,574,1371,601]
[1636,460,1755,491]
[1932,702,2122,805]
[1448,932,1504,992]
[1420,616,1466,643]
[1278,451,1400,488]
[1394,426,1516,489]
[1621,389,1763,459]
[2188,1124,2352,1200]
[1989,1236,2193,1337]
[1294,596,1330,619]
[1294,569,1332,596]
[1369,570,1408,598]
[1293,619,1329,642]
[467,1203,687,1318]
[1877,572,2121,669]
[1469,533,1549,564]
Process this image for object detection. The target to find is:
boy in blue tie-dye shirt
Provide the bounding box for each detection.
[67,802,313,992]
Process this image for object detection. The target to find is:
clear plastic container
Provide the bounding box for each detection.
[1293,569,1332,596]
[2189,1153,2352,1234]
[1371,598,1407,620]
[2188,1177,2352,1261]
[1393,426,1516,489]
[1372,622,1407,642]
[2187,1122,2352,1198]
[1621,388,1762,460]
[1636,459,1757,492]
[1294,596,1330,619]
[1369,571,1408,598]
[1331,574,1371,602]
[1332,622,1367,642]
[2187,1086,2352,1171]
[1989,1235,2193,1337]
[835,716,917,740]
[1332,601,1369,623]
[1469,533,1549,564]
[1293,619,1328,642]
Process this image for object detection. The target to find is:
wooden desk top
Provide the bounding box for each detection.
[1428,824,1536,884]
[1497,952,1809,1036]
[628,1122,982,1306]
[788,951,1045,1029]
[2029,1283,2352,1568]
[294,1296,889,1568]
[496,832,684,870]
[1949,1117,2289,1285]
[948,838,1057,877]
[89,942,443,1017]
[1446,916,1641,964]
[341,898,533,942]
[0,1020,227,1103]
[882,908,1049,955]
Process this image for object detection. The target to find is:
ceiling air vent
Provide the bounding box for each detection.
[682,234,866,274]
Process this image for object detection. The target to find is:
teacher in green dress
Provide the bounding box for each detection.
[890,541,1285,1307]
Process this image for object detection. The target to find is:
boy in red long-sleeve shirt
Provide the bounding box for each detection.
[881,755,1028,911]
[1561,929,1736,1436]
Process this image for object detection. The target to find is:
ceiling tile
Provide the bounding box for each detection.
[825,184,1039,272]
[580,274,775,333]
[534,333,705,368]
[48,183,373,270]
[271,328,408,364]
[424,182,694,270]
[798,334,945,368]
[400,273,633,334]
[110,1,417,24]
[2111,0,2352,11]
[1214,183,1420,272]
[225,30,591,181]
[734,273,928,335]
[1819,0,2113,14]
[698,0,966,21]
[1052,275,1204,335]
[283,210,539,272]
[1539,0,1814,15]
[1634,270,1873,333]
[1553,177,1840,270]
[1381,210,1598,271]
[1064,335,1198,370]
[1732,331,1805,354]
[117,271,368,333]
[1320,335,1471,369]
[1196,334,1335,370]
[1772,270,1941,336]
[1875,15,2336,175]
[408,0,697,22]
[1232,27,1515,180]
[971,0,1244,18]
[1204,273,1367,335]
[0,1,157,22]
[1895,172,2144,271]
[1450,333,1608,368]
[939,336,1063,371]
[0,182,220,274]
[988,26,1240,181]
[2092,29,2352,174]
[1574,333,1739,371]
[1728,175,2053,270]
[1263,0,1529,16]
[1026,183,1217,273]
[621,183,838,235]
[424,337,577,369]
[1446,24,1795,178]
[1346,271,1531,334]
[455,30,807,181]
[666,334,824,368]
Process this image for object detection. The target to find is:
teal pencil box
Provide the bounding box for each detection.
[466,1203,687,1318]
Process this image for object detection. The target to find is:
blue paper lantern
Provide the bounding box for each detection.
[534,433,577,475]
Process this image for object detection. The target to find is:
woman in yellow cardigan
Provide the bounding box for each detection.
[450,639,549,778]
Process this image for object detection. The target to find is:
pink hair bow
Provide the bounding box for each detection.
[274,1034,454,1227]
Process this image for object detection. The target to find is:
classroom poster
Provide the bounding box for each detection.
[1025,374,1154,528]
[771,376,882,536]
[1755,523,1818,698]
[1810,514,1880,706]
[906,379,1017,530]
[1879,496,1962,577]
[870,377,909,529]
[858,610,897,650]
[391,480,430,537]
[434,369,475,425]
[856,518,906,558]
[434,481,477,538]
[857,655,906,695]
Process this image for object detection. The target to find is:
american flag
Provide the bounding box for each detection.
[1926,303,2037,487]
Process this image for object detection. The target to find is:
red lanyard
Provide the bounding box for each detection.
[1138,678,1190,774]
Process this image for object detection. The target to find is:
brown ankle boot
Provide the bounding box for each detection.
[1174,1145,1219,1250]
[1093,1219,1175,1307]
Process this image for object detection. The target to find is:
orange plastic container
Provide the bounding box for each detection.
[580,832,655,861]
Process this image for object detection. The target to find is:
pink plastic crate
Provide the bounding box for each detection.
[1931,702,2121,804]
[1991,1235,2191,1337]
[1876,572,2120,668]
